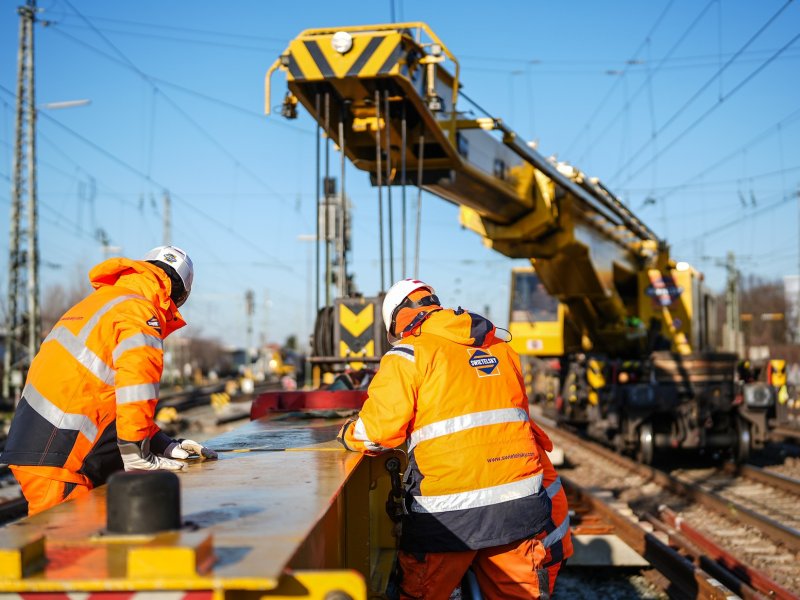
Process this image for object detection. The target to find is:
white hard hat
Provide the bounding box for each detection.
[382,278,438,342]
[143,245,194,307]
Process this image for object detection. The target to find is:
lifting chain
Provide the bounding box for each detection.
[384,456,404,523]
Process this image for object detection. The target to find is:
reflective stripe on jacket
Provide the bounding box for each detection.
[530,418,573,562]
[0,258,185,486]
[344,308,554,552]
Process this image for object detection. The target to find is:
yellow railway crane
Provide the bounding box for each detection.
[0,22,766,600]
[265,22,756,463]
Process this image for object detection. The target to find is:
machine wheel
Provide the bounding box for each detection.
[733,417,751,464]
[637,422,655,465]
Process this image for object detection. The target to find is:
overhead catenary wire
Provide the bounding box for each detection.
[0,188,93,244]
[0,87,298,273]
[461,51,800,78]
[23,7,316,299]
[634,106,800,201]
[617,28,800,188]
[46,10,289,44]
[46,25,313,136]
[573,0,716,166]
[48,21,285,54]
[144,87,157,185]
[48,9,294,206]
[645,38,660,218]
[609,0,798,186]
[2,130,141,243]
[674,190,795,246]
[10,3,792,314]
[563,0,676,158]
[457,47,800,68]
[624,163,800,196]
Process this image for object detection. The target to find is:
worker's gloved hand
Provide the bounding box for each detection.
[336,414,359,451]
[118,437,186,472]
[164,438,219,460]
[150,431,218,460]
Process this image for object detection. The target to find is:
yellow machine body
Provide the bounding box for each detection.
[508,266,566,358]
[636,265,719,355]
[0,418,402,598]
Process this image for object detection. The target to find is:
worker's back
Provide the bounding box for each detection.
[367,308,551,552]
[1,258,173,481]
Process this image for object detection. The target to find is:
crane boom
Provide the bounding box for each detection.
[266,22,700,355]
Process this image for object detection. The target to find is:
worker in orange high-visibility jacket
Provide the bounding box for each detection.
[0,246,218,516]
[338,278,571,600]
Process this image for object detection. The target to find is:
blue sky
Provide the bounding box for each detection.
[1,0,799,349]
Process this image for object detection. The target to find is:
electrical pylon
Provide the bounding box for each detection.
[3,0,40,404]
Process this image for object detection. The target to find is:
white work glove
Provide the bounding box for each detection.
[150,431,219,461]
[163,438,219,460]
[118,437,186,472]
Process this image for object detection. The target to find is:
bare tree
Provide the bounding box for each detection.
[40,266,91,336]
[186,336,226,375]
[740,275,787,349]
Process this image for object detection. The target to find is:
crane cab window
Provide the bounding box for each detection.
[511,271,558,323]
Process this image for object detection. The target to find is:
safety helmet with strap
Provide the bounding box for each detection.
[382,278,439,343]
[143,245,194,307]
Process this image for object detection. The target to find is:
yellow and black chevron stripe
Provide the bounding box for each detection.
[286,32,410,81]
[211,392,231,414]
[338,301,376,359]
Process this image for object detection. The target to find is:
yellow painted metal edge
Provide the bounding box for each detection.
[0,536,44,580]
[0,570,366,597]
[0,577,274,592]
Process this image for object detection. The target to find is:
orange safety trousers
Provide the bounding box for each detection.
[10,466,92,516]
[398,536,562,600]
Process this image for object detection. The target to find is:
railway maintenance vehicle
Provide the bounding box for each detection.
[0,21,790,600]
[264,22,762,464]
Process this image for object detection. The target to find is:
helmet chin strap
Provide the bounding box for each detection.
[399,308,442,338]
[389,294,441,337]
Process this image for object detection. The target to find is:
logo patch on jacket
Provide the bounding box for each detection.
[468,348,500,377]
[146,316,162,334]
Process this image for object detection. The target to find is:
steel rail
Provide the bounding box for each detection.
[659,506,798,600]
[563,478,735,599]
[543,423,800,553]
[643,513,762,600]
[727,462,800,497]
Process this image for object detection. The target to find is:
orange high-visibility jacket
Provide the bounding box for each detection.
[342,308,567,554]
[530,419,573,564]
[0,258,185,487]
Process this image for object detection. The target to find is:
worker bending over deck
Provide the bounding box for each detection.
[338,278,571,600]
[0,246,217,515]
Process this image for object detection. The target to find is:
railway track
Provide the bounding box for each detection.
[542,420,800,597]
